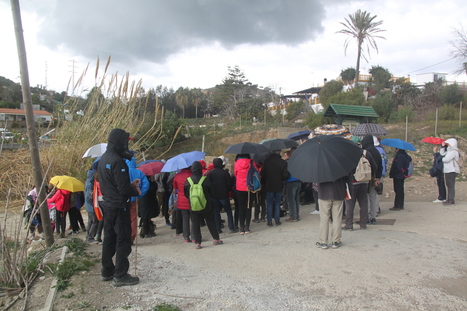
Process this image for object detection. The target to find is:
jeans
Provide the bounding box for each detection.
[212,198,234,231]
[368,185,379,219]
[266,192,282,223]
[86,211,99,242]
[101,205,132,279]
[286,181,301,220]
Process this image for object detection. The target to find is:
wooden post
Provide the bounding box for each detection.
[435,108,438,137]
[10,0,53,246]
[405,115,408,141]
[459,102,462,128]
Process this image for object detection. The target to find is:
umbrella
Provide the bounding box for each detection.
[288,135,363,183]
[421,137,446,145]
[138,161,164,176]
[224,142,269,155]
[261,138,299,151]
[136,159,162,167]
[82,143,108,158]
[287,130,311,141]
[310,124,352,140]
[50,175,85,192]
[161,151,206,172]
[351,123,389,137]
[380,138,416,151]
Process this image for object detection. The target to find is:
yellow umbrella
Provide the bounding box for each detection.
[50,175,84,192]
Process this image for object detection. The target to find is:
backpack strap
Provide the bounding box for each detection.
[187,177,194,186]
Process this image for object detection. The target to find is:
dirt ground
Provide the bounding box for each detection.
[2,175,467,311]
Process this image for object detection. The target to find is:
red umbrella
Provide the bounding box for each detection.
[421,137,445,145]
[138,161,164,176]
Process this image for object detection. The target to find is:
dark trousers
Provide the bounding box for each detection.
[254,189,266,220]
[445,172,457,202]
[140,218,151,236]
[191,210,219,244]
[212,198,234,232]
[237,191,253,230]
[345,183,369,228]
[56,210,67,234]
[175,209,191,240]
[393,178,405,209]
[436,173,446,200]
[86,211,99,242]
[69,208,86,232]
[101,205,132,279]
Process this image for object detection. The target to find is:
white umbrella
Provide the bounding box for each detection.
[82,143,108,158]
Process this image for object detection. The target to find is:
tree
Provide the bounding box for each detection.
[438,83,464,105]
[368,65,392,93]
[340,67,356,85]
[336,10,386,88]
[285,100,305,120]
[450,25,467,75]
[371,91,395,122]
[175,87,189,118]
[327,88,365,106]
[191,88,204,118]
[318,80,343,106]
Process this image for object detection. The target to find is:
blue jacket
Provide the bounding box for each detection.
[125,157,149,202]
[84,169,95,213]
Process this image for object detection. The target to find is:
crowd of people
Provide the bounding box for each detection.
[23,128,461,287]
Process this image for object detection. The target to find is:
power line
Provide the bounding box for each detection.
[408,57,456,74]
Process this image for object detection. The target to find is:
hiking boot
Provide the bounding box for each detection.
[113,274,139,287]
[331,241,343,249]
[315,242,328,249]
[275,221,282,226]
[267,222,273,227]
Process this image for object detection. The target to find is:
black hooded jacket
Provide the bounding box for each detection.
[184,161,213,212]
[97,129,139,208]
[208,158,232,199]
[361,135,383,179]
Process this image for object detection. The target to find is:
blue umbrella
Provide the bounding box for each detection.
[380,138,416,151]
[287,130,311,141]
[136,159,162,167]
[161,151,206,172]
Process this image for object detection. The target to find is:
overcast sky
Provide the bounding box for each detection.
[1,0,466,96]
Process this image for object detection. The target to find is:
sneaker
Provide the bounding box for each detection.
[315,242,328,249]
[195,244,202,249]
[370,218,376,224]
[101,275,113,282]
[244,228,252,234]
[443,200,455,206]
[87,239,99,244]
[285,218,298,222]
[433,199,444,203]
[342,226,353,231]
[252,219,260,223]
[113,274,139,287]
[389,207,401,211]
[310,210,320,215]
[212,240,223,245]
[145,233,156,238]
[260,218,266,222]
[166,222,172,226]
[229,229,239,233]
[267,222,273,227]
[275,221,282,226]
[184,239,192,243]
[331,241,343,249]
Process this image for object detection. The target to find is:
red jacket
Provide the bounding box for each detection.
[173,168,192,210]
[234,158,251,192]
[47,189,71,212]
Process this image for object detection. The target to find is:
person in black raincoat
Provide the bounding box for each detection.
[184,161,223,249]
[138,175,158,238]
[98,128,141,287]
[389,148,412,211]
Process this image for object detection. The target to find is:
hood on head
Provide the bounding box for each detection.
[191,161,203,176]
[218,155,228,166]
[125,157,137,169]
[361,134,375,148]
[373,136,380,146]
[213,157,223,168]
[446,138,458,149]
[107,129,131,158]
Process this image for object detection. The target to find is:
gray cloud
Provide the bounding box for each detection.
[34,0,325,66]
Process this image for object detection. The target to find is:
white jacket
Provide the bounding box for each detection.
[440,138,460,173]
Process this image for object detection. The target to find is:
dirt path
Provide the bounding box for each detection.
[4,177,467,311]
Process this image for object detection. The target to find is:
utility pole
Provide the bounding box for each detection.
[10,0,54,246]
[68,59,77,94]
[44,61,48,90]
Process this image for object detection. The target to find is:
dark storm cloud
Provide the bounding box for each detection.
[35,0,325,65]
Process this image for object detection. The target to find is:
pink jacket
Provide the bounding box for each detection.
[47,189,71,212]
[234,158,251,192]
[173,169,192,210]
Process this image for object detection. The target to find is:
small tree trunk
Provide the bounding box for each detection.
[11,0,53,247]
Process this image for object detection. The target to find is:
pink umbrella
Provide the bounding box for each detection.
[138,162,164,176]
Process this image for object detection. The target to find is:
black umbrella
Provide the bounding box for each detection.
[287,130,311,141]
[351,123,389,137]
[261,138,299,151]
[288,135,363,183]
[224,142,269,155]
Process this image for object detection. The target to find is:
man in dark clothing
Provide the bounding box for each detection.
[261,150,290,226]
[389,148,412,210]
[98,129,141,287]
[360,135,383,224]
[184,161,222,249]
[208,158,235,233]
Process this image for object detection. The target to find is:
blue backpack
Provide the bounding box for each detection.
[404,155,414,178]
[246,160,262,193]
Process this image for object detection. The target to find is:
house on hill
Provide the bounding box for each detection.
[0,108,53,125]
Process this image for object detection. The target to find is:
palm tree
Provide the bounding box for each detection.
[336,10,386,88]
[175,87,188,118]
